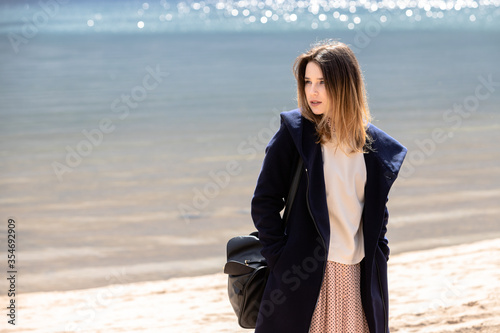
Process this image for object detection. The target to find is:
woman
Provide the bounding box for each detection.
[251,40,407,332]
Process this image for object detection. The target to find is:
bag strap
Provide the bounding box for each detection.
[284,156,303,223]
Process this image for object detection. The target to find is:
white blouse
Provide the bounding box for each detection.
[321,139,367,264]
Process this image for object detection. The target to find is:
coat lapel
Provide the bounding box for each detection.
[362,124,403,261]
[299,118,330,253]
[363,150,392,261]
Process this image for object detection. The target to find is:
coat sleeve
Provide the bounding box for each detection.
[251,121,298,269]
[378,201,390,261]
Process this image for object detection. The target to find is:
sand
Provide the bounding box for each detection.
[1,238,499,333]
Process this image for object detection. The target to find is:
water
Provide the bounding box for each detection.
[1,0,499,34]
[0,1,499,292]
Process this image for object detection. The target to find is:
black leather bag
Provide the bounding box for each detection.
[223,157,303,328]
[224,232,268,328]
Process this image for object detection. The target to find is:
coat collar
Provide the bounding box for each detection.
[280,109,407,181]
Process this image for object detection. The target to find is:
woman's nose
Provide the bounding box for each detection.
[309,84,318,95]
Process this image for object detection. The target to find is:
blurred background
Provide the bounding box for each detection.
[0,0,499,293]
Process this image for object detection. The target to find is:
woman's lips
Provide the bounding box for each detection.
[309,100,322,107]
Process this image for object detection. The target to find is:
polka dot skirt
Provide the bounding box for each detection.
[309,261,369,333]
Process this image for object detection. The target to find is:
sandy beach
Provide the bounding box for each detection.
[2,238,498,332]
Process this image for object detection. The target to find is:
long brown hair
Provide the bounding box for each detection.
[293,40,372,153]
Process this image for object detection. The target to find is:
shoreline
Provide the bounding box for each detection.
[13,233,500,294]
[2,238,499,332]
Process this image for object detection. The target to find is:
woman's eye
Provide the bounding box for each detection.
[320,81,325,84]
[305,80,311,84]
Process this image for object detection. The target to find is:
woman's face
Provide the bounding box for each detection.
[304,61,330,116]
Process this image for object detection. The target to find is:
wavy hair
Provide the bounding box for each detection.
[293,40,372,153]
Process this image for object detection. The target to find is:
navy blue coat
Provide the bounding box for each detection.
[251,109,407,333]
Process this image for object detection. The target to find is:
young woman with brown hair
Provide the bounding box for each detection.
[251,40,407,332]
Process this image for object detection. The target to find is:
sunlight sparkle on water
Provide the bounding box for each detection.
[5,0,498,34]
